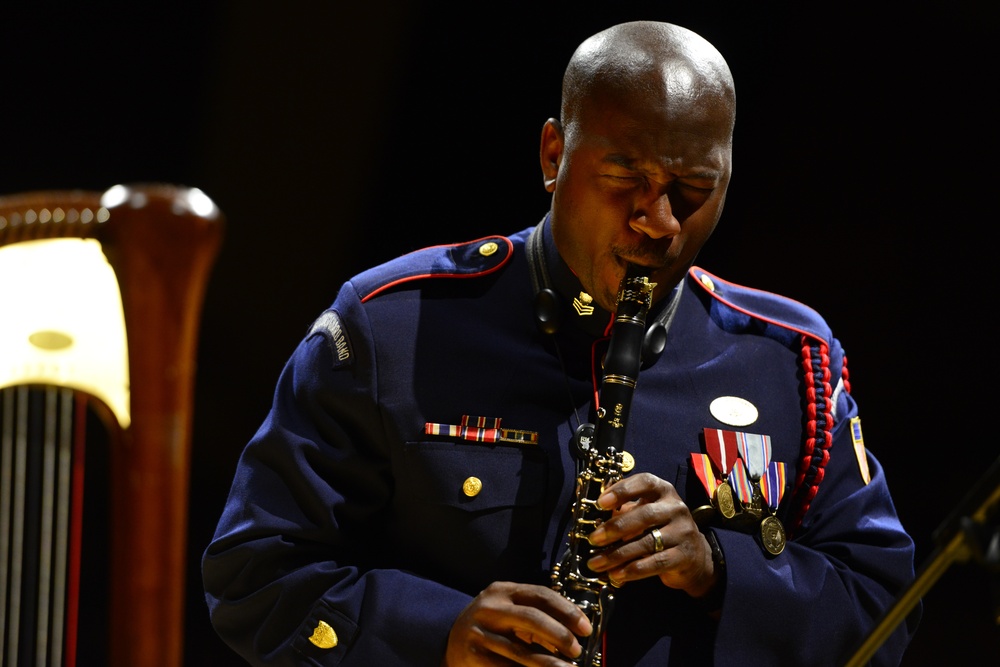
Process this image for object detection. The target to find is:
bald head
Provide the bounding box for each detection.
[561,21,735,143]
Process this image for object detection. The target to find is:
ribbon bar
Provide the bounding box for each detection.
[425,415,538,445]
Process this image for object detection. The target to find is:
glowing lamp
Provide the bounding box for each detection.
[0,237,130,428]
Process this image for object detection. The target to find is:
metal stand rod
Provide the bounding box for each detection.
[845,458,1000,667]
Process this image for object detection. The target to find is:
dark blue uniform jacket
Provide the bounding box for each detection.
[203,220,919,666]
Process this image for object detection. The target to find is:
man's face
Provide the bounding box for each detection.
[543,85,733,312]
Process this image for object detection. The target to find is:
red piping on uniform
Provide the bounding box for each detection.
[688,267,827,345]
[361,236,514,303]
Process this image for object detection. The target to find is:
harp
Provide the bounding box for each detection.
[0,183,223,666]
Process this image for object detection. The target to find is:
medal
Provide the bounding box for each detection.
[715,480,737,519]
[698,426,790,554]
[703,428,740,518]
[727,459,754,506]
[760,515,786,555]
[691,504,716,527]
[735,431,771,480]
[703,428,739,480]
[760,460,787,510]
[691,453,719,498]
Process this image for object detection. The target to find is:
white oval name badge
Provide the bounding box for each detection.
[710,396,759,427]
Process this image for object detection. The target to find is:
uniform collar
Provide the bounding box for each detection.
[527,214,684,341]
[529,214,614,338]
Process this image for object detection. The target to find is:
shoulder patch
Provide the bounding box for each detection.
[307,309,353,368]
[850,416,872,484]
[354,235,513,303]
[689,267,832,345]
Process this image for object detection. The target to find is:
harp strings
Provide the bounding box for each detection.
[1,385,81,666]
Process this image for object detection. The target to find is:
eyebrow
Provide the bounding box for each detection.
[603,154,639,169]
[602,153,720,181]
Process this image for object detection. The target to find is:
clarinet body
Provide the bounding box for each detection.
[550,263,656,667]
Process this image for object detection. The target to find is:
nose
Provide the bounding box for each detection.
[629,192,681,239]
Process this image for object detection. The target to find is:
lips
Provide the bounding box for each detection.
[613,242,672,270]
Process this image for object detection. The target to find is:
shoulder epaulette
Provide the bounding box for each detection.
[689,267,832,346]
[354,235,513,303]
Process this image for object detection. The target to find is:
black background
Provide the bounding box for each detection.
[2,2,997,664]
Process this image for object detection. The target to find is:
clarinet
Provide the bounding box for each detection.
[550,263,656,667]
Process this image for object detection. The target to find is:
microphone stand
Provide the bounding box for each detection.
[845,455,1000,666]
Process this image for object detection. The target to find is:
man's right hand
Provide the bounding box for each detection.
[443,581,593,666]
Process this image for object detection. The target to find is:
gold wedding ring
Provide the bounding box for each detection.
[650,527,665,553]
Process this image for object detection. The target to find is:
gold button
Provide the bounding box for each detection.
[308,620,338,649]
[479,241,498,256]
[621,451,635,472]
[699,274,716,292]
[462,476,483,497]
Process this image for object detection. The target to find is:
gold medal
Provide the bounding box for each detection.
[715,480,737,519]
[760,515,786,555]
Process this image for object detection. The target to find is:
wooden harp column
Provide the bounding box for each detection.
[0,183,224,666]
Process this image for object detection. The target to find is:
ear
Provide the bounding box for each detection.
[539,118,563,192]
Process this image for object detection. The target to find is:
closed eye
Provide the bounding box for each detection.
[676,182,714,193]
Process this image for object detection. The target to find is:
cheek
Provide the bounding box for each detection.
[680,197,724,234]
[674,190,720,223]
[673,199,700,222]
[557,190,615,241]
